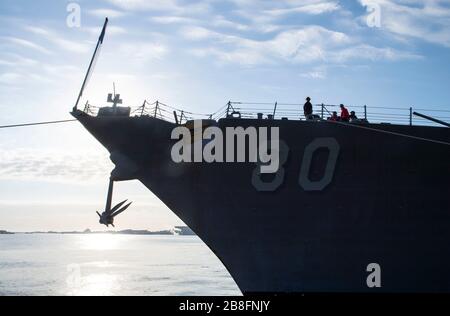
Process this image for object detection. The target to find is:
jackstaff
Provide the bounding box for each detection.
[73,17,109,111]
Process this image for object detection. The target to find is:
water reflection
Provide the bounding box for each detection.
[77,234,125,250]
[0,234,241,296]
[68,273,121,296]
[67,234,126,295]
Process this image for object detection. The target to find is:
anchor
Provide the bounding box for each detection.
[96,178,132,228]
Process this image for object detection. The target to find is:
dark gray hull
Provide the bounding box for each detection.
[73,111,450,294]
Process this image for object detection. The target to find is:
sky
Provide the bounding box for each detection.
[0,0,449,231]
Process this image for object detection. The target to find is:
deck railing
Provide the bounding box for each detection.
[82,100,450,127]
[228,102,450,127]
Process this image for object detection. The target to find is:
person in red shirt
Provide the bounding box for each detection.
[340,104,350,122]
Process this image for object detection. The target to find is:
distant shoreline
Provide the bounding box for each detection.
[0,226,196,236]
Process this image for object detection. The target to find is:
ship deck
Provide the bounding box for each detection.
[79,99,450,129]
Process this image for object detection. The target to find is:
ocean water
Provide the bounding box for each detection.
[0,234,241,296]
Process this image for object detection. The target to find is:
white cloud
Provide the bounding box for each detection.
[182,24,418,66]
[359,0,450,47]
[25,26,90,54]
[150,16,198,25]
[303,70,326,79]
[211,16,250,31]
[88,8,126,18]
[231,0,342,33]
[150,14,250,33]
[2,36,52,54]
[0,59,14,66]
[105,0,178,11]
[264,2,340,16]
[300,65,327,79]
[118,42,169,62]
[0,54,38,67]
[270,27,351,62]
[181,25,218,40]
[330,44,422,62]
[0,72,22,84]
[0,149,111,183]
[41,64,81,77]
[51,37,91,54]
[229,0,343,33]
[83,25,127,37]
[189,46,271,65]
[0,54,82,88]
[105,0,210,15]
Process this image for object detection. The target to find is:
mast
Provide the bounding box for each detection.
[73,17,109,111]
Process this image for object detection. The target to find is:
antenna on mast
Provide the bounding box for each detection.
[107,82,122,109]
[73,17,109,112]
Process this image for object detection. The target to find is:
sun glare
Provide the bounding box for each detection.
[78,234,124,251]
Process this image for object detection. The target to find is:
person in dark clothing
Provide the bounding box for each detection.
[340,104,350,122]
[304,97,313,119]
[349,111,358,121]
[329,111,339,121]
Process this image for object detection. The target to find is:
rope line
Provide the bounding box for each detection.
[323,120,450,147]
[0,119,77,129]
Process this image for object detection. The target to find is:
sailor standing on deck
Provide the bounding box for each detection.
[304,97,313,120]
